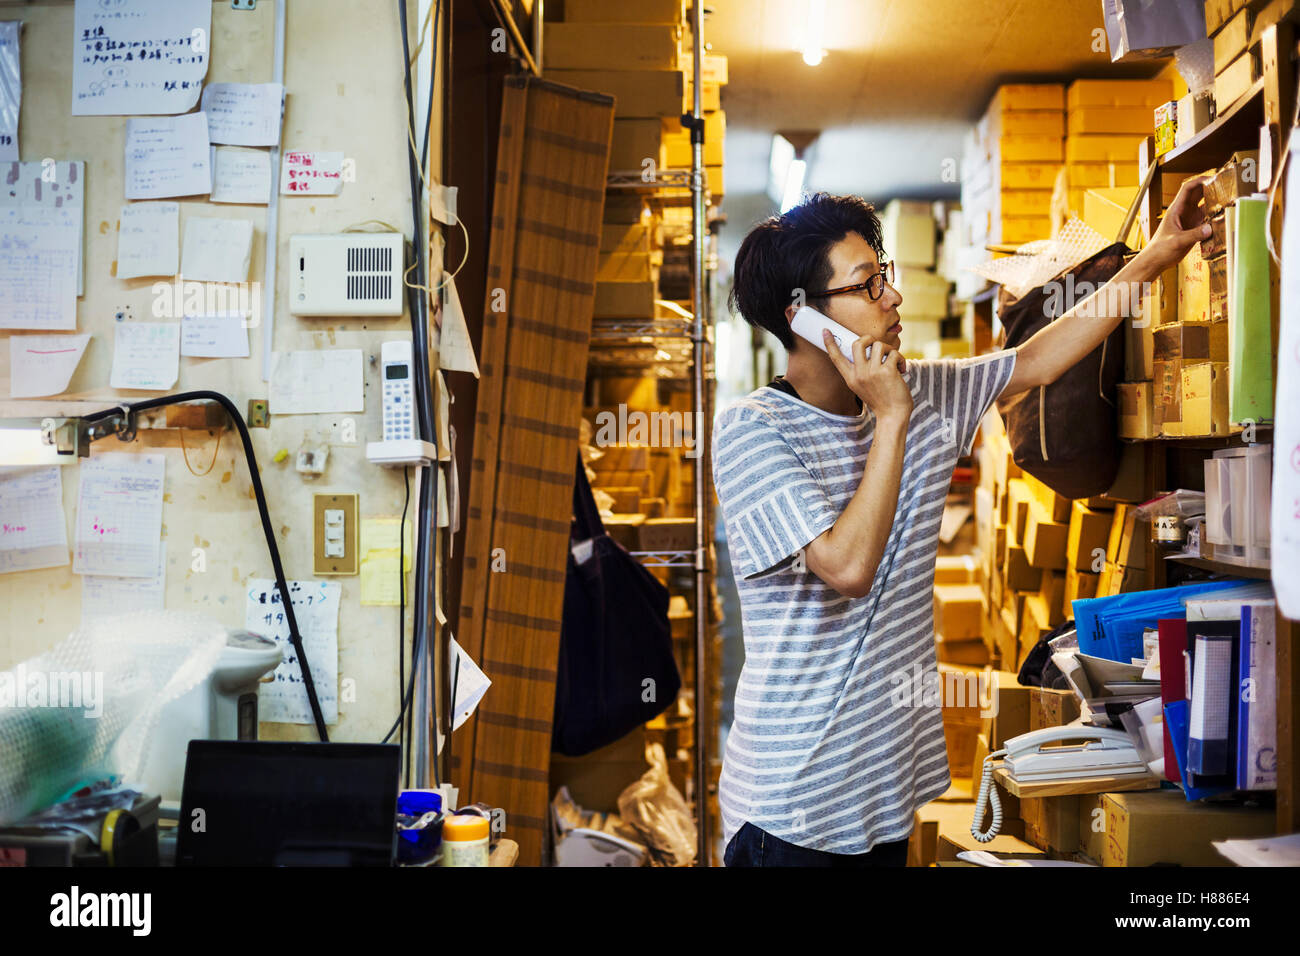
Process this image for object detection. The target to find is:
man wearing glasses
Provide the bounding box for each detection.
[714,186,1210,867]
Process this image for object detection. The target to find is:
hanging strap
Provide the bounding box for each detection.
[572,453,606,542]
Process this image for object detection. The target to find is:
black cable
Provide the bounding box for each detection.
[398,467,410,762]
[81,390,329,742]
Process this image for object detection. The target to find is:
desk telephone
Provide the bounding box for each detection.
[971,726,1147,842]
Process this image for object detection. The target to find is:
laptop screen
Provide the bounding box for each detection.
[176,741,400,866]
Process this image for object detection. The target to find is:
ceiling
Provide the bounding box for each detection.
[703,0,1169,256]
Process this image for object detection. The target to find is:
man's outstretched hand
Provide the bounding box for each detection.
[1140,174,1214,275]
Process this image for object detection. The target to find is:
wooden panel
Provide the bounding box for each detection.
[0,2,438,748]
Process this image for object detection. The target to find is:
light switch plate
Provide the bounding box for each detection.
[313,493,358,575]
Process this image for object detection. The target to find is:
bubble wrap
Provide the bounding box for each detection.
[969,217,1112,300]
[0,611,227,825]
[1176,38,1216,95]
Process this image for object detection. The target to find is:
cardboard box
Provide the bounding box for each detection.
[685,78,721,112]
[1101,789,1276,867]
[661,110,724,166]
[600,221,652,255]
[1153,357,1183,433]
[1021,795,1081,854]
[565,0,683,23]
[998,135,1065,163]
[1024,501,1069,571]
[1028,687,1080,731]
[1118,382,1155,439]
[1098,560,1145,596]
[996,605,1018,670]
[1064,565,1100,618]
[1181,362,1231,436]
[1154,320,1230,365]
[1005,478,1033,540]
[1077,793,1108,862]
[1020,595,1054,651]
[595,280,656,318]
[998,162,1065,189]
[983,670,1032,749]
[1037,571,1066,627]
[1067,162,1140,188]
[1106,504,1147,569]
[1215,47,1262,112]
[610,118,665,172]
[910,802,982,867]
[1204,150,1262,214]
[935,554,978,584]
[548,726,648,812]
[1067,500,1113,572]
[990,83,1065,112]
[936,829,1042,863]
[1067,106,1156,135]
[1065,135,1144,164]
[937,640,990,666]
[637,516,694,552]
[1025,473,1071,524]
[934,583,985,641]
[596,252,654,282]
[880,201,936,267]
[998,216,1052,244]
[603,194,650,224]
[544,23,682,71]
[1066,78,1174,110]
[991,112,1066,137]
[545,69,686,119]
[1003,542,1043,592]
[998,190,1055,217]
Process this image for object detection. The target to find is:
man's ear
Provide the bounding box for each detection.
[784,303,798,324]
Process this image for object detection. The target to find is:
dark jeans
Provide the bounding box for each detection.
[723,822,909,868]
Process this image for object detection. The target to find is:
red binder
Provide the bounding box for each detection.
[1157,618,1188,783]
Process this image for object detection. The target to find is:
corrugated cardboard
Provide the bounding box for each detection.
[1118,381,1155,439]
[1065,135,1145,164]
[1066,78,1174,110]
[1024,501,1069,571]
[1101,789,1276,867]
[547,69,685,119]
[935,583,985,641]
[544,23,682,71]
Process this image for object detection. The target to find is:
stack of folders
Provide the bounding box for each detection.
[1157,583,1277,799]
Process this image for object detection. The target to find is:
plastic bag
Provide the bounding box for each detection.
[0,611,227,824]
[1103,0,1206,62]
[616,742,696,867]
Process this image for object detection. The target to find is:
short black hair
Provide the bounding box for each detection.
[727,192,885,350]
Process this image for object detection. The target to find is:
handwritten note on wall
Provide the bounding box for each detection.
[125,113,211,199]
[110,321,179,390]
[9,332,91,397]
[244,579,340,725]
[116,201,178,278]
[180,215,252,282]
[269,349,364,414]
[81,542,165,626]
[0,21,21,162]
[280,150,344,196]
[1,161,86,295]
[0,466,69,576]
[201,82,284,146]
[180,311,248,358]
[73,452,164,578]
[210,146,271,205]
[72,0,211,116]
[0,206,80,330]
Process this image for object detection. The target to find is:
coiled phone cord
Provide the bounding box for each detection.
[971,749,1008,843]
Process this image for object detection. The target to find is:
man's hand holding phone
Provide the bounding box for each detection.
[823,330,913,426]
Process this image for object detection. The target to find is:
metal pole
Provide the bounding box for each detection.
[689,0,710,868]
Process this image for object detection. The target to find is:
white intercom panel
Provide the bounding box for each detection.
[288,233,405,316]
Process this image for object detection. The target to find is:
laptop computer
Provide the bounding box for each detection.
[176,740,400,866]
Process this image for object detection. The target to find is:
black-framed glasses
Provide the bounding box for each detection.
[811,261,895,301]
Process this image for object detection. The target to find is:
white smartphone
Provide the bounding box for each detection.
[790,306,905,372]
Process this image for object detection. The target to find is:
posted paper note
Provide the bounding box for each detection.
[0,466,69,575]
[245,578,340,725]
[180,311,248,358]
[125,113,211,200]
[180,216,252,283]
[280,150,344,196]
[358,516,413,606]
[269,349,363,414]
[72,0,210,116]
[0,161,86,295]
[110,321,179,390]
[81,542,166,627]
[0,206,80,330]
[209,146,272,205]
[1274,139,1300,618]
[116,201,179,278]
[201,82,283,146]
[9,332,91,397]
[73,452,164,578]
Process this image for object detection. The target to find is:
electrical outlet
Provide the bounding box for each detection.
[313,493,358,575]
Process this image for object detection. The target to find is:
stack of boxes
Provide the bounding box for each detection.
[882,200,951,356]
[1205,0,1300,113]
[961,84,1066,250]
[1063,79,1171,228]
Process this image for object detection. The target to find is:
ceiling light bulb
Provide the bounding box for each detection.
[802,48,825,67]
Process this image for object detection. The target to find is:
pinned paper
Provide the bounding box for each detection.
[358,516,413,606]
[0,161,86,295]
[9,333,91,397]
[72,0,210,116]
[429,184,457,226]
[180,311,249,358]
[110,321,180,391]
[200,82,284,146]
[0,21,20,162]
[0,206,80,330]
[210,146,272,205]
[0,466,69,575]
[245,578,340,725]
[180,216,253,283]
[448,637,491,731]
[125,113,212,199]
[280,150,344,195]
[435,370,452,459]
[81,542,165,626]
[437,275,479,377]
[116,202,179,279]
[269,349,363,414]
[73,452,164,578]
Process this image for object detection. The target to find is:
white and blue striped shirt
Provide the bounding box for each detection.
[713,351,1017,854]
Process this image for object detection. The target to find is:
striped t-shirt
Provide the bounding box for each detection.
[712,350,1017,854]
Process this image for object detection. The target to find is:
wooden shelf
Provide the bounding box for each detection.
[993,767,1163,798]
[1165,554,1271,580]
[1158,78,1265,175]
[1121,430,1268,450]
